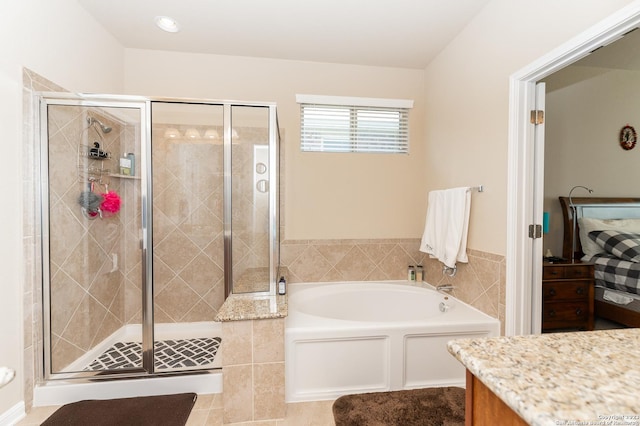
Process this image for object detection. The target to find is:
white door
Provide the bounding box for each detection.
[507,6,640,336]
[530,82,546,334]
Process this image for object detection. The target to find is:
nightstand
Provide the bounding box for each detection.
[542,261,594,332]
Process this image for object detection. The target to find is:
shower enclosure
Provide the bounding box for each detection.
[38,94,280,382]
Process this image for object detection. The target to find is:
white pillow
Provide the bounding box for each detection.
[578,217,640,257]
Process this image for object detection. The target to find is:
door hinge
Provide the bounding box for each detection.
[528,224,542,239]
[530,110,544,125]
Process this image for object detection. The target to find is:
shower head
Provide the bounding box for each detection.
[87,116,112,133]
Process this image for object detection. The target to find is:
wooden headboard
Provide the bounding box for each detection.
[559,196,640,260]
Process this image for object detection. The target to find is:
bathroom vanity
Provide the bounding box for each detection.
[448,329,640,425]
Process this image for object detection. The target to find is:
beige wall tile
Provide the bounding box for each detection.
[253,319,284,363]
[314,244,354,266]
[152,256,175,295]
[62,295,108,350]
[49,276,85,337]
[222,320,252,366]
[375,244,416,280]
[253,362,285,421]
[50,337,84,372]
[154,230,200,272]
[359,242,396,264]
[155,277,202,321]
[22,347,34,410]
[124,281,142,322]
[181,299,218,322]
[334,246,376,281]
[179,253,224,298]
[223,364,253,424]
[287,246,332,282]
[318,267,344,282]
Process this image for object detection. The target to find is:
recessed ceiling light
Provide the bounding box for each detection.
[154,16,180,33]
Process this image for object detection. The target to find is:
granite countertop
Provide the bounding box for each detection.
[448,329,640,426]
[215,293,287,322]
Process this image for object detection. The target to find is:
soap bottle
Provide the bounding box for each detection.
[408,265,416,281]
[416,265,424,282]
[278,276,286,295]
[119,154,131,175]
[126,153,135,176]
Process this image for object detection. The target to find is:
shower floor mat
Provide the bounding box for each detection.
[84,337,222,371]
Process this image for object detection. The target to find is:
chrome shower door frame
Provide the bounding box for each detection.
[38,93,279,382]
[38,93,152,380]
[223,103,280,297]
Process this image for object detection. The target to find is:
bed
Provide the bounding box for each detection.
[559,196,640,328]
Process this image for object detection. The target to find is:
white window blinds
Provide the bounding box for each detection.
[297,95,412,154]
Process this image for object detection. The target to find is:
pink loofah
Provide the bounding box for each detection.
[100,191,121,216]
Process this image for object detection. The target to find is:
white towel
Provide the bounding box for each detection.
[419,187,471,269]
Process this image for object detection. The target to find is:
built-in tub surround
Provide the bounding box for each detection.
[215,295,287,424]
[285,281,500,403]
[280,239,505,333]
[448,329,640,425]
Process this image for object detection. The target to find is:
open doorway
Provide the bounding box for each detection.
[541,28,640,333]
[506,4,640,336]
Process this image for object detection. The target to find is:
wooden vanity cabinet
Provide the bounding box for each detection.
[465,370,527,425]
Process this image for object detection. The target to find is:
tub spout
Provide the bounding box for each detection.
[436,284,454,293]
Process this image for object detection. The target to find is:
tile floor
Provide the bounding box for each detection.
[16,394,337,426]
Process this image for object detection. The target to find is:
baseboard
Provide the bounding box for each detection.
[0,401,25,426]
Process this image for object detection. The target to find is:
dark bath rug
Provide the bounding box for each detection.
[332,386,465,426]
[41,392,197,426]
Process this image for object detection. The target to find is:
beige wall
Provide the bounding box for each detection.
[123,50,428,240]
[1,0,123,415]
[543,68,640,256]
[422,0,635,256]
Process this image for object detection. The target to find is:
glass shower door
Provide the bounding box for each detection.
[151,102,225,372]
[229,105,273,294]
[40,96,279,380]
[43,100,146,377]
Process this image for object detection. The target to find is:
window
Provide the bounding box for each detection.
[297,94,413,154]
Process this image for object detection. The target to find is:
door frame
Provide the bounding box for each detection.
[506,2,640,336]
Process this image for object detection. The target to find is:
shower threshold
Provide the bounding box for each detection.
[34,321,222,406]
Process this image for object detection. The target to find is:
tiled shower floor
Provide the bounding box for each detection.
[84,337,222,371]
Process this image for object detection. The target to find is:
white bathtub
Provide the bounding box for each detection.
[285,281,500,403]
